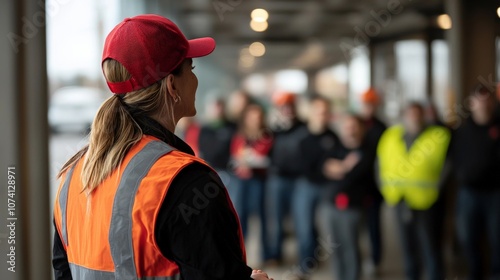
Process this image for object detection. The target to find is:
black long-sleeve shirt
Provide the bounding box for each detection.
[198,120,236,170]
[450,117,500,191]
[299,128,340,185]
[363,117,386,200]
[52,116,252,280]
[323,141,376,209]
[364,117,386,151]
[269,120,308,177]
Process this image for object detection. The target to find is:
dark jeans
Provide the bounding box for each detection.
[456,188,500,280]
[291,178,323,274]
[326,205,362,280]
[394,201,444,280]
[267,174,297,261]
[365,196,383,266]
[232,176,271,261]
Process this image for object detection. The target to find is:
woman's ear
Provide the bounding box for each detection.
[166,74,178,100]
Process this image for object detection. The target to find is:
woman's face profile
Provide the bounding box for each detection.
[175,59,199,118]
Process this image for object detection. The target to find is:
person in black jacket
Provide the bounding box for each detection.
[322,113,373,280]
[267,93,308,265]
[450,85,500,280]
[359,88,386,271]
[198,98,237,195]
[292,96,339,279]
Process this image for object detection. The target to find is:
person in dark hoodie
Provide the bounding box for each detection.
[322,113,373,280]
[450,85,500,280]
[292,96,339,279]
[267,93,308,265]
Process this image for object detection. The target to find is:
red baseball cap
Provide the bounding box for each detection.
[102,14,216,94]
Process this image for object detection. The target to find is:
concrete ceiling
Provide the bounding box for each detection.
[173,0,444,75]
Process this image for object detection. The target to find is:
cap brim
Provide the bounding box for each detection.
[186,37,216,58]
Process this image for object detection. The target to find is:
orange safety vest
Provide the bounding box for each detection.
[53,135,246,279]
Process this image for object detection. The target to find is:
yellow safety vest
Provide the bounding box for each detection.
[377,125,451,210]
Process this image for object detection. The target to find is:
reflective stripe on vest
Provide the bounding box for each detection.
[69,263,181,280]
[377,125,451,210]
[58,164,75,246]
[108,140,174,279]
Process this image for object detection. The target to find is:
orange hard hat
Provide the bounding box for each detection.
[361,88,380,104]
[273,92,296,106]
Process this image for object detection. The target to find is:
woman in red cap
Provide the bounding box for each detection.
[52,14,272,280]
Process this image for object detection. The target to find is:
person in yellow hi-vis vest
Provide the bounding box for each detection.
[377,102,451,280]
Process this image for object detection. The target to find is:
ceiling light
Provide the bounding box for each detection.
[249,42,266,57]
[437,14,452,30]
[251,9,269,22]
[250,20,268,32]
[497,7,500,18]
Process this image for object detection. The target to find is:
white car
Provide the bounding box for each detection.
[49,87,105,134]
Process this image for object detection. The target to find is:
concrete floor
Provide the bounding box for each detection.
[244,205,467,280]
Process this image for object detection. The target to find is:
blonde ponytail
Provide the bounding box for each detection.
[57,59,172,194]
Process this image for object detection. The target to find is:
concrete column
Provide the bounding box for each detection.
[0,0,50,279]
[369,43,376,87]
[0,1,22,278]
[426,35,433,100]
[446,0,498,102]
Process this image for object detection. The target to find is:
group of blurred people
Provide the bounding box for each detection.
[177,85,500,280]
